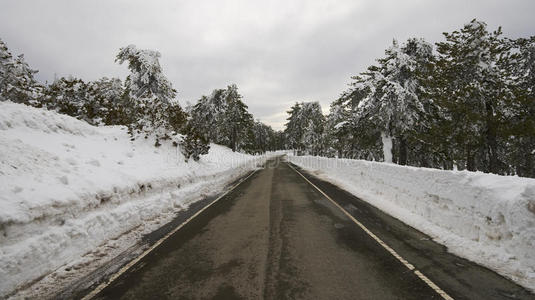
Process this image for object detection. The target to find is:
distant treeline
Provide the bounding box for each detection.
[283,19,535,178]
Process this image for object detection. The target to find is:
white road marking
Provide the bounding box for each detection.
[287,163,454,300]
[82,170,258,300]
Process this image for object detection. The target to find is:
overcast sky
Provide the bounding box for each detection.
[1,1,534,129]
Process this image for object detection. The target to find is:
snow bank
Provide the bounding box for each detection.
[288,155,535,290]
[0,101,268,297]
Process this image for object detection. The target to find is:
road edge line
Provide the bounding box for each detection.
[286,162,454,300]
[82,169,258,300]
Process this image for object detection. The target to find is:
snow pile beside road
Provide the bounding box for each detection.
[0,101,268,297]
[288,155,535,290]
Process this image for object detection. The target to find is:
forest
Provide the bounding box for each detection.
[1,19,534,177]
[284,19,535,177]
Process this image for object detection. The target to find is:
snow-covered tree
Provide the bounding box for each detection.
[85,77,129,125]
[188,89,228,143]
[115,45,179,138]
[0,38,42,105]
[188,84,253,152]
[323,100,349,157]
[431,19,510,172]
[283,19,534,177]
[284,102,304,152]
[504,37,535,177]
[284,101,325,155]
[180,124,210,162]
[331,80,383,160]
[42,76,89,120]
[301,102,325,155]
[221,84,254,152]
[250,121,274,154]
[352,38,434,163]
[166,101,188,134]
[116,45,175,102]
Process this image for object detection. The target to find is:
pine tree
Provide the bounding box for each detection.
[43,76,89,120]
[222,84,254,152]
[284,102,304,152]
[505,37,535,176]
[0,38,43,105]
[115,45,175,102]
[334,79,382,160]
[301,102,325,156]
[284,101,325,155]
[167,101,188,135]
[188,84,254,152]
[115,45,178,140]
[180,124,210,162]
[250,121,275,154]
[323,100,349,157]
[86,77,130,125]
[188,89,228,144]
[432,19,510,172]
[350,38,434,163]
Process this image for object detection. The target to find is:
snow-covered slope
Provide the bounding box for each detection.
[0,101,268,297]
[288,155,535,291]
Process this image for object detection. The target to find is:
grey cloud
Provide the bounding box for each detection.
[1,0,534,130]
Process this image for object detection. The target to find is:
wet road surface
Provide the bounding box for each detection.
[89,157,534,300]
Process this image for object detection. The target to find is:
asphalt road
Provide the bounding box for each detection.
[89,157,534,300]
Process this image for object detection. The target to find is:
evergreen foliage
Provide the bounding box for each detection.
[2,18,534,173]
[282,19,534,177]
[180,124,210,162]
[0,38,42,105]
[86,77,131,126]
[248,121,280,154]
[0,40,196,158]
[284,101,324,155]
[188,84,257,152]
[115,44,181,143]
[42,76,89,119]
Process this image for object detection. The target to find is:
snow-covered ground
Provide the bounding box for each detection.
[0,101,270,297]
[288,155,535,291]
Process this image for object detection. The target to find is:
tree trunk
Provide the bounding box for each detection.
[466,146,476,171]
[527,153,534,178]
[231,126,237,152]
[381,132,393,163]
[399,136,407,165]
[485,100,498,174]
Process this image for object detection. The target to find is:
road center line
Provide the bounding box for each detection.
[286,162,454,300]
[82,169,259,300]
